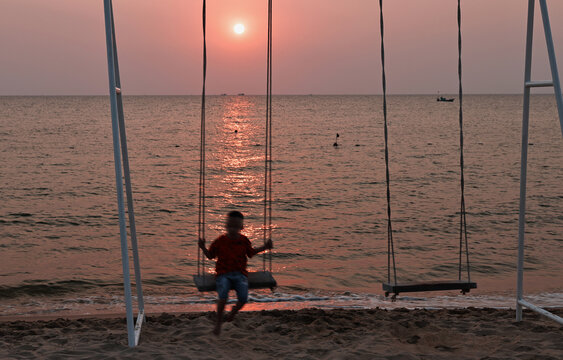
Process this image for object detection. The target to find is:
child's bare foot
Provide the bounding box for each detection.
[225,305,241,322]
[225,311,237,322]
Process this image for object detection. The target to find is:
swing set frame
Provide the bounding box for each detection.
[101,0,563,347]
[516,0,563,326]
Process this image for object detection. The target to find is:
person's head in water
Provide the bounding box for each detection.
[226,211,244,238]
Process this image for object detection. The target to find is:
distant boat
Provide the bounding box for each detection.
[437,96,455,102]
[238,93,245,96]
[220,93,227,96]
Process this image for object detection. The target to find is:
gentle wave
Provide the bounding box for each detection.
[2,290,562,317]
[0,280,121,299]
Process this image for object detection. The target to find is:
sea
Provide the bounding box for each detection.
[1,95,562,317]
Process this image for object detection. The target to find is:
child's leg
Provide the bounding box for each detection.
[215,299,226,334]
[226,272,248,322]
[214,275,230,335]
[226,300,244,322]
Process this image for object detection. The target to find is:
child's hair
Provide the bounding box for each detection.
[227,210,244,220]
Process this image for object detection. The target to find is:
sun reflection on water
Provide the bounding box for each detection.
[219,98,263,205]
[205,96,275,260]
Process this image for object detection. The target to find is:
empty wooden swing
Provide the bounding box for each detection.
[378,0,476,298]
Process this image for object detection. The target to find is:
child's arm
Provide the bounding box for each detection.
[253,239,273,254]
[198,238,214,259]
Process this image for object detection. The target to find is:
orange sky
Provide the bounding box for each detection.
[1,0,563,95]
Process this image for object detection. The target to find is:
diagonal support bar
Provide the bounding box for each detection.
[103,0,145,348]
[109,0,145,320]
[518,300,563,325]
[539,0,563,137]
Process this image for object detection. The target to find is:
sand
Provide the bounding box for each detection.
[1,308,562,359]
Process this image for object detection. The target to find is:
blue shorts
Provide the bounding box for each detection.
[216,271,249,303]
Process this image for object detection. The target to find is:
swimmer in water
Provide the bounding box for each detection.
[333,133,339,147]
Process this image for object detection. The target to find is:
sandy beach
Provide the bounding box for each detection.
[1,308,562,359]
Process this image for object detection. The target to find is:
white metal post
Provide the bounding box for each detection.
[103,0,144,347]
[516,0,563,326]
[109,3,145,344]
[516,0,535,323]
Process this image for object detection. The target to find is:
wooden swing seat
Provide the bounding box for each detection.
[193,271,277,292]
[382,280,477,296]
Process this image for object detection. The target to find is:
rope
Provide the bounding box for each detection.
[378,0,397,285]
[457,0,471,282]
[197,0,207,276]
[263,0,273,272]
[268,0,273,273]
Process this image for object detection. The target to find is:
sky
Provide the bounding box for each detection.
[1,0,563,95]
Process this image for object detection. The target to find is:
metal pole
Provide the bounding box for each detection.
[518,299,563,325]
[516,0,535,323]
[539,0,563,136]
[109,0,145,315]
[103,0,135,347]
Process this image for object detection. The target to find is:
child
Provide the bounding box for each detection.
[198,211,273,335]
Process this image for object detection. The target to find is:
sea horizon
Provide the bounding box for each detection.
[0,93,555,97]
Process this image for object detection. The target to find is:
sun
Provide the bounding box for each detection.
[234,23,245,35]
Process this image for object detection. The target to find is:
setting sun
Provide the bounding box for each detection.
[233,23,245,35]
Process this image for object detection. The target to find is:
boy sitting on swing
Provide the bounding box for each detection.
[198,210,273,335]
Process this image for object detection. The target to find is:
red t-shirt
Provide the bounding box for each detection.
[208,234,257,276]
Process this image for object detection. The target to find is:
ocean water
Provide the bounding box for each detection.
[1,95,562,317]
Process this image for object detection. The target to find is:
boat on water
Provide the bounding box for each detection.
[238,93,245,96]
[437,96,455,102]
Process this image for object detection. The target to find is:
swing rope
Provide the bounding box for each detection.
[378,0,397,285]
[263,0,273,273]
[197,0,207,277]
[457,0,471,282]
[380,0,472,285]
